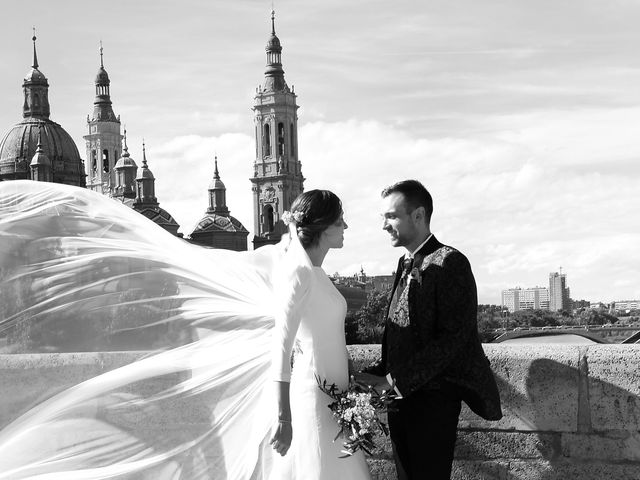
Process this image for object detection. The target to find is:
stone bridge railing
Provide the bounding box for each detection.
[2,345,640,479]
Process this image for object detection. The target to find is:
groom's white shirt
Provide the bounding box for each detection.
[386,233,433,399]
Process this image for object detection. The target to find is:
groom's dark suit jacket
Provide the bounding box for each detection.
[368,235,502,421]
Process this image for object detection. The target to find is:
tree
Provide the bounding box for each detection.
[348,288,391,344]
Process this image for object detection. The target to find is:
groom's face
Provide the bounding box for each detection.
[380,192,419,248]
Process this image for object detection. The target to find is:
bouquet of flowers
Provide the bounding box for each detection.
[316,375,396,457]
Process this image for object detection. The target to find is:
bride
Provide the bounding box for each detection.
[0,181,371,479]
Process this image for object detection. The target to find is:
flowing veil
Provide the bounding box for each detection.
[0,180,307,479]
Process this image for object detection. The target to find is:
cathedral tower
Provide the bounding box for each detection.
[112,129,137,199]
[0,32,85,186]
[250,11,304,249]
[189,156,249,251]
[83,43,122,194]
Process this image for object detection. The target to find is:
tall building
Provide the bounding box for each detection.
[131,142,181,237]
[549,271,571,312]
[110,134,181,237]
[84,44,122,194]
[502,289,520,313]
[0,33,86,186]
[502,287,550,313]
[250,11,304,249]
[189,156,249,250]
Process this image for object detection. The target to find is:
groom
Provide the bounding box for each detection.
[362,179,502,480]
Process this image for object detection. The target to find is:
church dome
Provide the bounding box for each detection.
[134,205,181,236]
[95,66,110,85]
[191,214,248,234]
[24,67,47,84]
[209,177,225,190]
[114,151,137,169]
[266,33,281,50]
[0,117,85,186]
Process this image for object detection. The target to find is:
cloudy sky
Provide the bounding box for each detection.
[1,0,639,304]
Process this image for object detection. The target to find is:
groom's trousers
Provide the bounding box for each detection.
[388,382,462,480]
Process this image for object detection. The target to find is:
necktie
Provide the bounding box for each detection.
[398,256,414,290]
[388,256,414,318]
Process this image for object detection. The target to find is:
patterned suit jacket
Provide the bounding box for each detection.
[366,235,502,421]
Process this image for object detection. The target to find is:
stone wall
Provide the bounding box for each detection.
[350,344,640,480]
[1,345,640,479]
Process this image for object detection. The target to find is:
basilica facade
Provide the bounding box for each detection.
[0,12,304,250]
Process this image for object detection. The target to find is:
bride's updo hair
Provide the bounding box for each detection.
[289,190,343,249]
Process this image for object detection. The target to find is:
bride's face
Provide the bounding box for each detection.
[321,215,348,249]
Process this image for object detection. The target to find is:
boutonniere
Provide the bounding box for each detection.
[408,267,422,285]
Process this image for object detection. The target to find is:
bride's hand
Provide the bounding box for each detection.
[270,419,292,456]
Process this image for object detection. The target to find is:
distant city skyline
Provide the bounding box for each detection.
[1,0,639,304]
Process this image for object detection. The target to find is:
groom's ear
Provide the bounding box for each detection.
[412,206,427,224]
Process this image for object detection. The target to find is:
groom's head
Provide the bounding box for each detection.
[380,180,432,251]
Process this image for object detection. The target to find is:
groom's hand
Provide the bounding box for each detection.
[270,419,292,456]
[353,372,390,391]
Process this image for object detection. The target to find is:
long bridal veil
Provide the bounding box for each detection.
[0,180,305,479]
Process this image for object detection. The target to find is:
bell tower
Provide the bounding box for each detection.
[83,43,122,195]
[250,10,304,249]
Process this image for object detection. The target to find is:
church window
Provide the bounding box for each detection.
[290,123,295,157]
[264,124,271,156]
[33,94,40,108]
[277,123,285,156]
[91,150,97,171]
[102,149,109,173]
[263,204,274,233]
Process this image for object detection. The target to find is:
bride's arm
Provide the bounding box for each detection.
[270,381,293,456]
[269,265,311,456]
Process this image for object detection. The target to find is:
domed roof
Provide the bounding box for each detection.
[133,205,181,235]
[114,139,137,169]
[114,154,137,169]
[209,177,225,189]
[191,214,248,234]
[266,33,281,50]
[137,164,154,179]
[0,117,85,186]
[24,67,47,84]
[95,66,110,85]
[266,10,282,52]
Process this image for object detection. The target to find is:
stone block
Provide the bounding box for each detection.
[456,430,560,460]
[453,460,511,480]
[506,460,640,480]
[585,345,640,430]
[461,345,581,432]
[561,431,640,462]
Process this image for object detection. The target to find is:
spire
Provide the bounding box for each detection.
[208,154,229,215]
[23,29,50,118]
[142,138,148,167]
[30,125,52,181]
[113,127,137,198]
[90,42,118,123]
[122,128,129,156]
[134,139,157,206]
[263,9,288,92]
[32,27,38,69]
[271,9,276,35]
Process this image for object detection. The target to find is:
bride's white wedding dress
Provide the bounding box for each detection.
[270,265,370,479]
[0,181,371,480]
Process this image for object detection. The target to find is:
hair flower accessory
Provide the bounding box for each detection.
[282,210,304,226]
